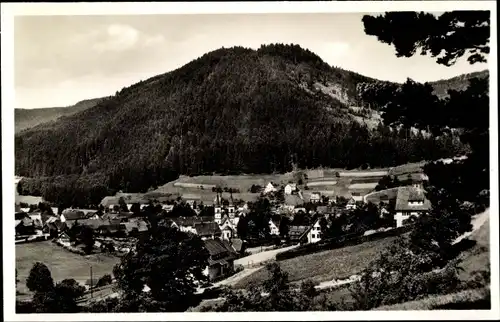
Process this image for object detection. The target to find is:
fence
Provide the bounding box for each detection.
[15,235,50,244]
[275,225,414,261]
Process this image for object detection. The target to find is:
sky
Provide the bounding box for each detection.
[14,13,489,110]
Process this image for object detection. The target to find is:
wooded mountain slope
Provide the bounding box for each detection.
[15,44,476,205]
[15,98,107,133]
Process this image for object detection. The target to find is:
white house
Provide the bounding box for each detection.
[284,183,297,195]
[220,218,236,240]
[269,220,280,235]
[310,192,321,203]
[60,209,86,223]
[346,198,357,210]
[306,219,322,244]
[394,186,431,227]
[162,204,174,212]
[263,182,277,194]
[293,207,307,214]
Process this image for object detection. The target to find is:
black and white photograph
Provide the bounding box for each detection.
[2,1,498,320]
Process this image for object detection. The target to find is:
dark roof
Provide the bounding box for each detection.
[100,195,150,207]
[20,217,34,226]
[395,186,431,212]
[204,239,238,265]
[123,220,149,232]
[62,209,86,221]
[289,225,310,241]
[194,222,221,237]
[172,216,214,227]
[78,219,107,229]
[15,212,29,220]
[316,206,331,214]
[204,238,229,255]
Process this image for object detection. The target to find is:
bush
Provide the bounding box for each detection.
[95,274,113,288]
[349,239,464,311]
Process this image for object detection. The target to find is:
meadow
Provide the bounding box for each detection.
[16,241,120,297]
[233,235,398,289]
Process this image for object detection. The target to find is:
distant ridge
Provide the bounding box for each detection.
[15,97,109,133]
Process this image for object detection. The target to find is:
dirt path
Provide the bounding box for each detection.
[234,244,299,267]
[453,208,490,245]
[213,267,263,287]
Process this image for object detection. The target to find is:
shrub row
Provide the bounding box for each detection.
[53,239,87,256]
[276,225,414,261]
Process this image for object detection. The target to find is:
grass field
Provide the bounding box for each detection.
[16,242,120,296]
[233,236,398,289]
[373,287,490,311]
[457,215,490,282]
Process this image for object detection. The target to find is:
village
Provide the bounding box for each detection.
[15,174,431,286]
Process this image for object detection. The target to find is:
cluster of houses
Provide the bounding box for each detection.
[15,178,431,281]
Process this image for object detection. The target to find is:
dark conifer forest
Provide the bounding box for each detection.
[15,44,484,207]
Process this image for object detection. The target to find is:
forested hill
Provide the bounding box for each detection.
[430,70,489,99]
[15,97,108,133]
[15,44,476,206]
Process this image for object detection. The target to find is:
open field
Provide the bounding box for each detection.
[364,187,400,203]
[16,241,120,296]
[388,161,427,176]
[348,182,378,190]
[233,236,398,289]
[307,180,338,187]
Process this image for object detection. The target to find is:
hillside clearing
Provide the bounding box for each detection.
[233,236,398,289]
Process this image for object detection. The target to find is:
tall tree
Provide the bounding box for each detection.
[361,9,490,269]
[112,225,209,312]
[26,262,54,293]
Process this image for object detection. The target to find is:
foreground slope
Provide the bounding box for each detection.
[15,44,477,204]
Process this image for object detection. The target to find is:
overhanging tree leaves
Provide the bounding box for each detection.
[362,11,490,66]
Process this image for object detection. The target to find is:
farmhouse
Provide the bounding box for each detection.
[263,182,277,194]
[306,219,323,244]
[203,238,238,281]
[194,222,222,240]
[284,183,297,195]
[60,209,86,223]
[269,219,280,235]
[288,225,310,244]
[28,213,43,229]
[394,186,431,227]
[15,213,36,236]
[162,204,174,212]
[43,216,64,237]
[310,192,321,203]
[220,217,237,240]
[123,220,149,237]
[345,198,357,210]
[182,193,202,208]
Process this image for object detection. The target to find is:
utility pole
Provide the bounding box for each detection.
[90,266,93,298]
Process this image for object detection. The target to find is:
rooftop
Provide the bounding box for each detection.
[395,186,431,212]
